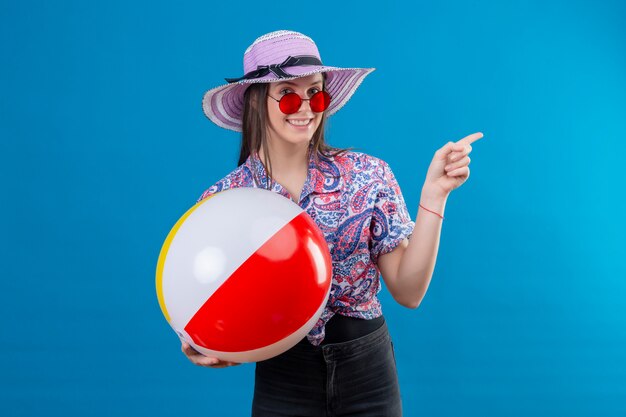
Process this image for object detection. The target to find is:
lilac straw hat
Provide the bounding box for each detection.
[202,30,376,132]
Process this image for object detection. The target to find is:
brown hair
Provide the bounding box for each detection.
[238,73,352,189]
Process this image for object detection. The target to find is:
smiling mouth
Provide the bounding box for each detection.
[287,119,313,126]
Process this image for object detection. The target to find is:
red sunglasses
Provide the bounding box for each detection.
[267,90,332,114]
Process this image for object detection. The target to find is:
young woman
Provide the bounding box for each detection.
[181,30,483,417]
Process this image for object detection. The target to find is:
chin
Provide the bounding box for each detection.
[279,129,318,145]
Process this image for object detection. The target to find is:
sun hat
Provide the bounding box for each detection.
[202,30,376,132]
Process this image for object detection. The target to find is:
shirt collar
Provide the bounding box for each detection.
[244,149,342,201]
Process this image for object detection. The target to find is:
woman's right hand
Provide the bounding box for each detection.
[181,341,242,368]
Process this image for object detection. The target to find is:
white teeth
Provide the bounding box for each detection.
[287,119,311,126]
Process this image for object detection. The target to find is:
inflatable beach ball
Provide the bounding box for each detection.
[156,187,332,363]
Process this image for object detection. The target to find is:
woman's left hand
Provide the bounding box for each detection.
[423,132,484,198]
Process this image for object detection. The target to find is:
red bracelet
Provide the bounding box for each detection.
[419,203,444,220]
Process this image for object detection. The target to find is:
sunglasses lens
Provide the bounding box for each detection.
[278,93,302,114]
[310,91,331,112]
[277,91,331,114]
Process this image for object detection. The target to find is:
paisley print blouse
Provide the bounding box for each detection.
[197,149,415,346]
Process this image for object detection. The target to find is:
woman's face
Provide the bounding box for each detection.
[265,73,325,148]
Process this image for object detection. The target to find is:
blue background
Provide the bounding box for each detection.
[2,0,625,416]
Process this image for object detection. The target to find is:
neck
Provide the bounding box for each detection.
[258,140,310,178]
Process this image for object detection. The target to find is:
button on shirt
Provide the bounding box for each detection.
[197,149,415,346]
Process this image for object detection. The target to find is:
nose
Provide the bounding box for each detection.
[298,97,312,112]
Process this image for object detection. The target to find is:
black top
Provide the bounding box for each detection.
[320,314,385,345]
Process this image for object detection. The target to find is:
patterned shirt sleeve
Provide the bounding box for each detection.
[196,169,243,203]
[197,183,222,203]
[369,160,415,264]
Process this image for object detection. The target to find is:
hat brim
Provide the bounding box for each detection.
[202,66,376,133]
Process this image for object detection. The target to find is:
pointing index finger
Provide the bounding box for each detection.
[458,132,484,145]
